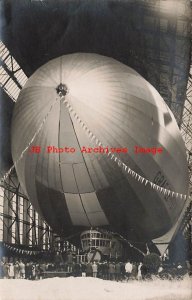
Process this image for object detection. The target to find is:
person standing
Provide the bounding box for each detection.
[35,263,40,280]
[32,263,36,280]
[86,262,92,277]
[25,262,30,279]
[19,260,25,279]
[66,251,73,273]
[3,261,9,279]
[115,261,121,281]
[81,262,86,277]
[125,261,133,281]
[141,263,148,280]
[137,263,142,280]
[102,261,108,280]
[8,262,14,279]
[92,261,98,278]
[73,262,81,277]
[131,263,138,280]
[0,259,4,279]
[108,262,115,281]
[39,261,47,279]
[120,262,126,280]
[14,261,20,279]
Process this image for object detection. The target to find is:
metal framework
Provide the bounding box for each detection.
[0,41,27,101]
[0,174,78,254]
[0,172,54,250]
[181,68,192,187]
[181,200,192,241]
[126,0,191,127]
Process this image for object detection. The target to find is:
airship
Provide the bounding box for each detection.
[11,53,189,251]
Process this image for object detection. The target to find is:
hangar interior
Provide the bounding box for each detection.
[0,0,191,260]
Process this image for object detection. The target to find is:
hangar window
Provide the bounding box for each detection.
[20,222,23,244]
[0,188,4,214]
[11,216,16,243]
[12,195,16,213]
[35,212,38,226]
[0,41,28,101]
[35,225,38,241]
[20,198,23,219]
[42,223,46,249]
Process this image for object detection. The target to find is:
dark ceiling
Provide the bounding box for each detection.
[1,1,191,92]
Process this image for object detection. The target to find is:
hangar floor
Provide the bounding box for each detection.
[0,276,191,300]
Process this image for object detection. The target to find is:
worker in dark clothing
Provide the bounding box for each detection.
[86,262,93,277]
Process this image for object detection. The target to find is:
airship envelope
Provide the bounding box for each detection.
[11,53,189,242]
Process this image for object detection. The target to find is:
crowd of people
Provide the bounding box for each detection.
[0,256,189,281]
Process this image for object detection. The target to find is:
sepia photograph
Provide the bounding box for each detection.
[0,0,191,299]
